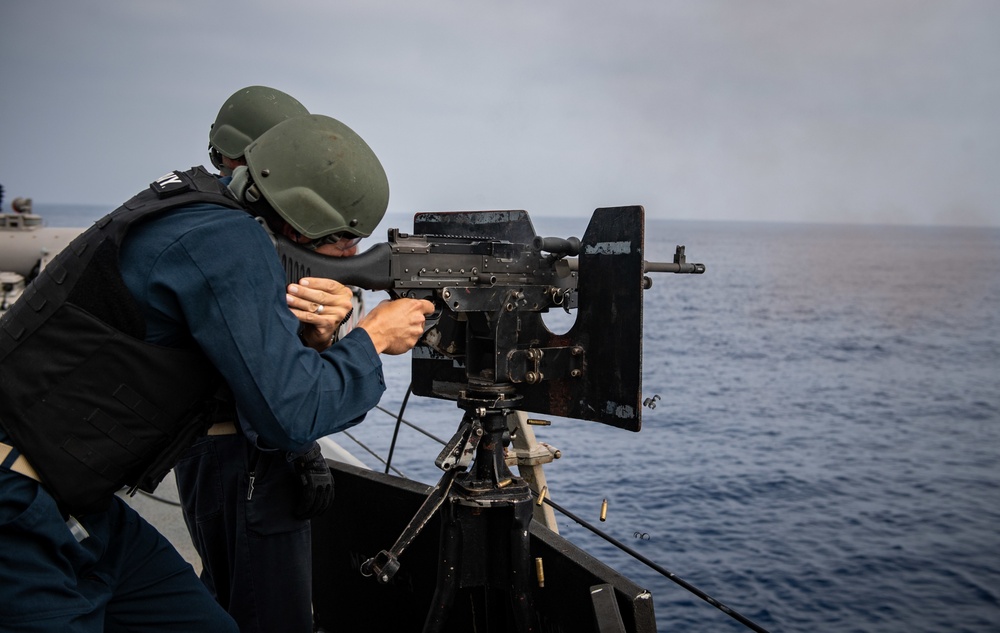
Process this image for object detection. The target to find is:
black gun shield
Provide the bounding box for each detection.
[520,206,645,431]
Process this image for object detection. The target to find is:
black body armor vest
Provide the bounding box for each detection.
[0,167,244,514]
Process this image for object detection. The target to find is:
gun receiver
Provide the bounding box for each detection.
[274,206,704,431]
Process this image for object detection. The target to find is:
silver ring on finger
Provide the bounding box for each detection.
[315,304,324,315]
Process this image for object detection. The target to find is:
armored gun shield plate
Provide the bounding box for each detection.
[534,206,645,431]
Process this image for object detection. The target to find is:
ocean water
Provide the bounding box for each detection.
[34,205,1000,632]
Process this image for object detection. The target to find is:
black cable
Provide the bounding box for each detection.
[384,385,413,474]
[374,404,448,446]
[343,431,406,477]
[541,495,771,633]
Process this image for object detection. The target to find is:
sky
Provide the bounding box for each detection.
[1,0,998,227]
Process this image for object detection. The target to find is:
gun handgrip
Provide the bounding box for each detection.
[533,235,581,256]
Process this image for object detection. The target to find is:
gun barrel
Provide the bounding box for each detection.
[563,258,705,274]
[644,260,706,274]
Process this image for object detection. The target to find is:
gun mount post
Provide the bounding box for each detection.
[362,383,538,632]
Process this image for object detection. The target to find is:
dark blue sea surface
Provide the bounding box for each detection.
[38,205,1000,632]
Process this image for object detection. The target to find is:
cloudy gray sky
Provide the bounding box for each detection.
[1,0,998,226]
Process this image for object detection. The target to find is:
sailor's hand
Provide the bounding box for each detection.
[292,442,334,519]
[358,298,436,355]
[287,278,355,351]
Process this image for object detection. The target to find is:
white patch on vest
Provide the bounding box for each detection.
[155,172,182,187]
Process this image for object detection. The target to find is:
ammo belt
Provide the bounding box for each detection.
[0,441,41,483]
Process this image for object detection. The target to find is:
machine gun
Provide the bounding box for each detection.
[279,205,704,631]
[274,205,703,433]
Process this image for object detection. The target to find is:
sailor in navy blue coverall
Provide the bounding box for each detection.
[172,206,366,633]
[0,198,432,631]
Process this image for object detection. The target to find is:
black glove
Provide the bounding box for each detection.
[292,442,334,519]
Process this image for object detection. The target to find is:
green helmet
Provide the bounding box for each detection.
[209,86,309,166]
[243,114,389,239]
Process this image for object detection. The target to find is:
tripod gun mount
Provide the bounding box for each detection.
[275,205,704,631]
